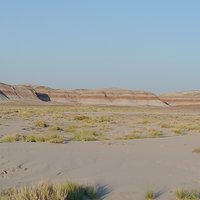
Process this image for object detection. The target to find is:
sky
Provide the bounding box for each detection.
[0,1,200,93]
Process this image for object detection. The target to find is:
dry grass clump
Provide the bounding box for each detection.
[174,189,200,200]
[25,133,64,143]
[0,135,17,143]
[185,125,200,132]
[138,119,150,124]
[145,190,155,200]
[117,133,142,140]
[95,116,112,123]
[171,128,184,135]
[64,125,77,134]
[193,147,200,153]
[0,180,98,200]
[74,115,90,121]
[73,130,104,141]
[0,133,64,143]
[160,123,171,128]
[74,115,112,125]
[148,129,162,137]
[49,125,63,131]
[33,120,48,128]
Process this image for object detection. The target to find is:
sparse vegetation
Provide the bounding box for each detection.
[171,128,184,135]
[148,129,162,137]
[160,123,171,128]
[145,190,155,200]
[0,133,64,143]
[139,119,150,124]
[174,189,200,200]
[1,105,200,141]
[73,130,104,141]
[193,147,200,153]
[118,133,142,140]
[0,135,17,143]
[50,125,63,131]
[33,120,48,128]
[0,180,98,200]
[74,115,90,121]
[64,125,77,133]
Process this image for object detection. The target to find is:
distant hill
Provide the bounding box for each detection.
[160,91,200,106]
[0,82,167,107]
[1,82,200,106]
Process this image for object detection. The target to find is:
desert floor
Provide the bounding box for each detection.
[1,105,200,199]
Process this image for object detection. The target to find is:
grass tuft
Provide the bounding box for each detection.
[0,180,98,200]
[64,125,77,133]
[171,128,184,135]
[50,126,63,131]
[193,147,200,153]
[0,133,64,143]
[33,120,48,128]
[148,129,162,137]
[174,189,199,200]
[145,190,155,200]
[117,133,142,140]
[0,135,16,143]
[74,115,90,121]
[73,130,104,141]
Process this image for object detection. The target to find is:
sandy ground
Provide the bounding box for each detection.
[1,134,200,200]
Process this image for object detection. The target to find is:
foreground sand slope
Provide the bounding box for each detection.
[1,134,200,200]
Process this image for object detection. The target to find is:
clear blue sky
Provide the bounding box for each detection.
[0,1,200,93]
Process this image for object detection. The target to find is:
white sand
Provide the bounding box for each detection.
[1,135,200,200]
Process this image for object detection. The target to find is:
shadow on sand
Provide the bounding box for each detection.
[97,184,112,200]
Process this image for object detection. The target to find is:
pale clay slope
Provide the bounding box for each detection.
[1,134,200,200]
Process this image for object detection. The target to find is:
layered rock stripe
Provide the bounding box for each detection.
[0,82,199,106]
